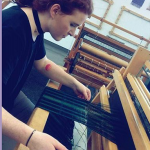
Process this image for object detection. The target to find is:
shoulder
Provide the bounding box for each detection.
[2,6,32,40]
[2,6,26,24]
[2,6,33,49]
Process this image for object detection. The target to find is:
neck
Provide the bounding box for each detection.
[21,8,50,36]
[38,11,50,32]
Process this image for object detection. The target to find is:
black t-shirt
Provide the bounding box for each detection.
[2,6,46,112]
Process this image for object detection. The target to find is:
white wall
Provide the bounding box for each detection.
[45,0,150,50]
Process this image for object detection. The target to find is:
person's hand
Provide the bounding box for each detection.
[28,131,68,150]
[72,80,91,101]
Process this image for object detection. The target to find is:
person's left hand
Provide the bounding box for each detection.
[72,80,91,101]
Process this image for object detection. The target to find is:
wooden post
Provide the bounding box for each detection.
[123,47,150,78]
[127,74,150,124]
[100,85,118,150]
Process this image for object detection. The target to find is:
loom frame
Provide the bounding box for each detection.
[14,47,150,150]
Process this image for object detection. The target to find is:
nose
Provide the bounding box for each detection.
[68,28,76,37]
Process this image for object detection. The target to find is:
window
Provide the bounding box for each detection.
[131,0,145,8]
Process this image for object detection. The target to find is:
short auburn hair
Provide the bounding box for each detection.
[13,0,93,16]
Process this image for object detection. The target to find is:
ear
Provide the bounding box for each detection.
[49,4,61,18]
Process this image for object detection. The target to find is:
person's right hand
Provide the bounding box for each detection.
[28,130,68,150]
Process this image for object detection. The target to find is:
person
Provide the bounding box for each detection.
[2,0,93,150]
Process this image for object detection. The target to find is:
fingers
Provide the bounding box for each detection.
[86,88,91,101]
[84,88,91,101]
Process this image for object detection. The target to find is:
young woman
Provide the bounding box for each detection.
[2,0,93,149]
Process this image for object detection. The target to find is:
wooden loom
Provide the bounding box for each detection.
[14,46,150,150]
[14,23,150,149]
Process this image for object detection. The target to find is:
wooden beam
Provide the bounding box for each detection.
[123,47,150,78]
[75,65,111,84]
[91,131,102,150]
[145,60,150,70]
[99,3,112,29]
[109,31,139,46]
[91,14,150,44]
[91,92,100,104]
[85,20,100,28]
[122,6,150,22]
[100,85,118,150]
[127,74,150,124]
[82,38,131,62]
[79,51,119,71]
[107,67,125,91]
[80,43,128,67]
[86,0,113,30]
[88,87,102,150]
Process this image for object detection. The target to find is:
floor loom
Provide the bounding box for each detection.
[61,41,150,150]
[13,24,150,149]
[14,46,150,150]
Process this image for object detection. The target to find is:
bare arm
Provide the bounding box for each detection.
[34,56,91,100]
[2,107,67,150]
[2,107,33,145]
